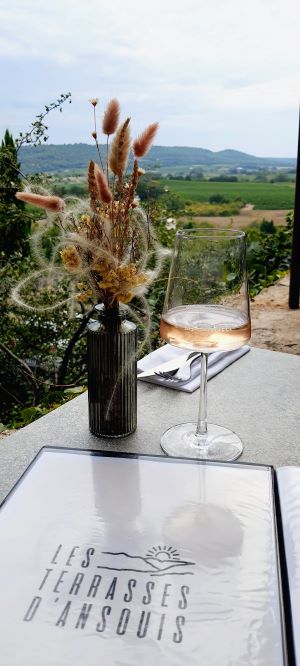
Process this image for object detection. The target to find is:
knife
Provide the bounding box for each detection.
[137,352,198,379]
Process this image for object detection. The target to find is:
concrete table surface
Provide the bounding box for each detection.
[1,347,300,503]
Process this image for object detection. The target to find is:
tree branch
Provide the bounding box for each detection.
[2,153,28,181]
[0,341,40,404]
[45,377,85,390]
[57,308,95,385]
[0,382,25,406]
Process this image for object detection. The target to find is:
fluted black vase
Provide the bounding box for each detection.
[87,304,137,438]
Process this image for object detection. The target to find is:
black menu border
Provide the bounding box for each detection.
[0,446,291,664]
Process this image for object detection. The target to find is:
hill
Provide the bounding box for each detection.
[18,143,296,174]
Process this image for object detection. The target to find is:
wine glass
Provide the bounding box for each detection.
[160,228,251,461]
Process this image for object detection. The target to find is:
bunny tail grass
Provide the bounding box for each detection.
[94,164,112,203]
[102,98,120,136]
[133,122,159,158]
[108,118,131,178]
[16,192,65,212]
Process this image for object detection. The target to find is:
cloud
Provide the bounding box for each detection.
[0,0,299,154]
[0,37,75,65]
[203,77,300,111]
[1,0,299,74]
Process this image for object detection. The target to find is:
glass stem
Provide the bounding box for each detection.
[196,353,208,437]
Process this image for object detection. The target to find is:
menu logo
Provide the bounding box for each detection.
[23,542,194,644]
[97,544,195,576]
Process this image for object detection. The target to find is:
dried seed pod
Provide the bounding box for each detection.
[102,98,120,136]
[133,122,159,158]
[94,164,112,204]
[88,160,98,213]
[15,192,65,212]
[108,118,131,178]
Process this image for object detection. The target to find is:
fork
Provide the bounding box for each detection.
[155,352,201,381]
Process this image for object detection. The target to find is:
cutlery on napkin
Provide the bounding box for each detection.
[137,351,199,378]
[137,344,250,392]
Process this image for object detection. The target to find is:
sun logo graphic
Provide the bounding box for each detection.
[97,545,195,576]
[145,546,181,563]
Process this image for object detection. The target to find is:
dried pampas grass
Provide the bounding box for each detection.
[133,122,159,158]
[94,164,112,204]
[88,160,98,213]
[108,118,131,178]
[102,98,120,136]
[13,97,162,326]
[15,192,65,212]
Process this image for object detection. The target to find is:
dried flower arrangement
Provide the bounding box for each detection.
[14,98,165,343]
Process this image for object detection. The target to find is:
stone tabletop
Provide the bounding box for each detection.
[1,347,300,503]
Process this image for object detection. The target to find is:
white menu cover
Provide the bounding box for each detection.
[277,466,300,665]
[0,449,286,666]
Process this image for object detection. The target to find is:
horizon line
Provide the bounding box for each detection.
[18,142,297,161]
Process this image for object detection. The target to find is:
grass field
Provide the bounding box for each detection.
[164,180,295,210]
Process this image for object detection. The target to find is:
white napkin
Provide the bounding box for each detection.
[137,344,250,392]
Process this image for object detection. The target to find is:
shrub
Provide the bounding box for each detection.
[259,219,276,234]
[246,213,292,297]
[209,193,229,204]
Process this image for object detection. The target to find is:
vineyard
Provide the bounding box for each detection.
[164,180,295,210]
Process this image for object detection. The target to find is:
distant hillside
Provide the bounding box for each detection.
[18,143,296,174]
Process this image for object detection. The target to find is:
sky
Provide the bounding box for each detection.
[0,0,299,157]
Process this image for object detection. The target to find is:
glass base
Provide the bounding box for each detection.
[160,422,243,462]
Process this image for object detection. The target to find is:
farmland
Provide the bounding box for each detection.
[164,180,295,210]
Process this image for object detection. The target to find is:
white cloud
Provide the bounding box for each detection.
[1,0,299,74]
[203,77,300,111]
[0,36,76,65]
[0,0,299,154]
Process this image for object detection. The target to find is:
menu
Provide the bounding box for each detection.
[0,448,290,665]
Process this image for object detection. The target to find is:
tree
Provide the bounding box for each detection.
[136,174,166,200]
[0,129,31,255]
[0,94,72,257]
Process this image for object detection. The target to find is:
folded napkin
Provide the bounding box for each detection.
[137,344,250,392]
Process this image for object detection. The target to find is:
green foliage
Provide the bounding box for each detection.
[52,180,88,198]
[182,220,196,229]
[137,175,185,213]
[259,219,276,234]
[1,131,22,198]
[0,95,96,431]
[208,175,238,182]
[8,386,86,429]
[162,191,185,213]
[270,173,290,183]
[0,203,31,256]
[209,193,229,204]
[0,130,32,255]
[186,201,242,216]
[136,175,166,201]
[184,169,204,180]
[0,252,89,427]
[143,203,175,347]
[147,268,170,348]
[246,213,292,297]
